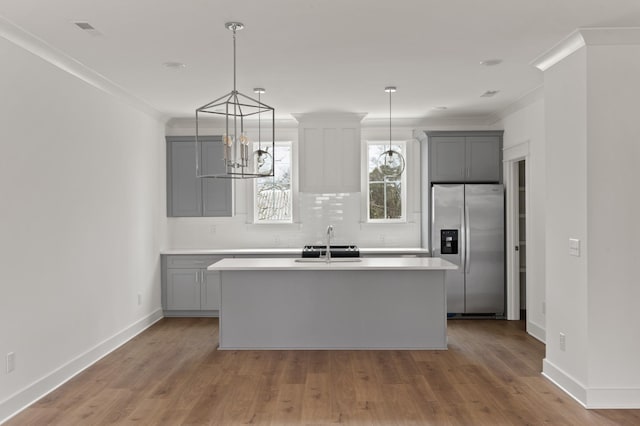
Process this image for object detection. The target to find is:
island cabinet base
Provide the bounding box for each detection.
[219,270,447,350]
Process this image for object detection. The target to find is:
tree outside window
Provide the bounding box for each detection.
[367,142,406,221]
[254,142,292,223]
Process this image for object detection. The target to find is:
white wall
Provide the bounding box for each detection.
[543,47,590,391]
[499,92,547,341]
[541,34,640,408]
[585,44,640,398]
[0,34,165,420]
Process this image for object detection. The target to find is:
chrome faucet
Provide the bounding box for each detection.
[325,225,334,262]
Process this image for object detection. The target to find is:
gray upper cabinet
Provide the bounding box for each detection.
[428,131,503,183]
[166,136,232,217]
[430,136,466,182]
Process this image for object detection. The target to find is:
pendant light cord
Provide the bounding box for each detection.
[389,89,392,153]
[258,91,262,151]
[232,26,237,93]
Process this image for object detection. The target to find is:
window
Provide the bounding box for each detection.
[367,141,406,222]
[253,142,293,223]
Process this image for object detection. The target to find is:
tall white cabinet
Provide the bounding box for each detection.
[294,113,365,193]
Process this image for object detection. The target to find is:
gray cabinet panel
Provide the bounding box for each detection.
[466,136,501,182]
[201,141,232,217]
[427,131,503,184]
[162,255,223,316]
[166,268,201,310]
[201,270,221,310]
[168,141,201,216]
[430,136,466,182]
[166,136,232,217]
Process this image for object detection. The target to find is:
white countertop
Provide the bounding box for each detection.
[208,257,456,271]
[161,247,430,255]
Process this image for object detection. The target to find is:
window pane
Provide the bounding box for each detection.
[369,182,385,219]
[385,181,402,219]
[367,142,405,221]
[254,143,292,223]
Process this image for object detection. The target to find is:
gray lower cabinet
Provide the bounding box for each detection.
[166,136,232,217]
[162,255,223,317]
[428,131,503,183]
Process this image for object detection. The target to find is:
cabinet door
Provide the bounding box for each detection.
[166,268,201,310]
[167,140,202,216]
[430,136,466,182]
[466,136,501,182]
[201,270,221,310]
[201,140,232,217]
[297,114,363,193]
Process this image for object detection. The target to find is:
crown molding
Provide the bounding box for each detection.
[291,112,367,124]
[531,30,585,71]
[531,27,640,71]
[0,15,165,121]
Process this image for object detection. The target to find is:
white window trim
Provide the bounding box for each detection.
[252,141,294,224]
[365,140,407,223]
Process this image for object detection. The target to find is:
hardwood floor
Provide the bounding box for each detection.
[7,318,640,425]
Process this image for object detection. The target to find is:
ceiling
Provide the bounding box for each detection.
[2,0,640,122]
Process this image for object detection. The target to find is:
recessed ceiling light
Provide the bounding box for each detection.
[480,59,502,66]
[432,106,448,111]
[481,90,500,98]
[162,61,186,70]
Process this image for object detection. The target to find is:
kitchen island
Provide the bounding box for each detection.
[208,257,457,350]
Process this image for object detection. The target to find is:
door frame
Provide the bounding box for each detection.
[503,141,530,320]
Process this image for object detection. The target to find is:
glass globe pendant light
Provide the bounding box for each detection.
[377,86,405,178]
[252,88,273,176]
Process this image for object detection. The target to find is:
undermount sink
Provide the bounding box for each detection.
[294,258,363,263]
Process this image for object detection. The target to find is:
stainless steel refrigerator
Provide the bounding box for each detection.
[431,184,504,314]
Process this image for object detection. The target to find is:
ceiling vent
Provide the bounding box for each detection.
[480,90,499,98]
[73,21,102,36]
[74,22,94,30]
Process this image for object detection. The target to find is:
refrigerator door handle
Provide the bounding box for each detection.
[460,206,466,272]
[465,205,471,274]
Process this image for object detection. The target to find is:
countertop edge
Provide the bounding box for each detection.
[208,257,456,271]
[161,247,430,255]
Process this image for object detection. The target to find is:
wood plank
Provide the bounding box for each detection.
[6,317,640,425]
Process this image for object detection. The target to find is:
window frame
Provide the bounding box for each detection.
[365,140,407,223]
[252,141,294,224]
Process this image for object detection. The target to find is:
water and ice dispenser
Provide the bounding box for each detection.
[440,229,458,255]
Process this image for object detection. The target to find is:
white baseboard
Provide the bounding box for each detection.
[542,358,587,406]
[527,320,546,343]
[585,387,640,409]
[543,358,640,408]
[0,309,163,424]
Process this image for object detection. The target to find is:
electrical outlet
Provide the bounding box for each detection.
[6,352,15,373]
[137,293,142,306]
[569,238,580,257]
[559,333,566,351]
[210,225,217,234]
[379,234,386,245]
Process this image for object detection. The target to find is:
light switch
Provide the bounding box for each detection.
[569,238,580,257]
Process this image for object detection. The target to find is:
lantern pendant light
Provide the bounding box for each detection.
[377,86,405,178]
[195,22,275,179]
